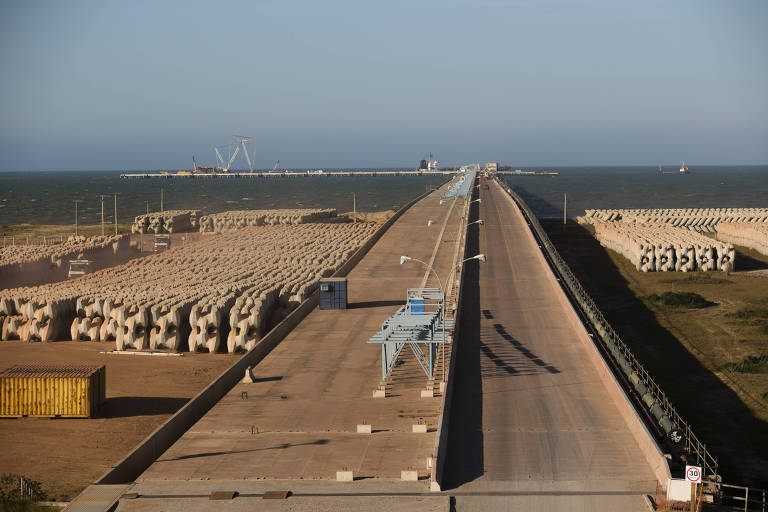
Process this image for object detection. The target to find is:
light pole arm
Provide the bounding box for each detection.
[401,256,444,296]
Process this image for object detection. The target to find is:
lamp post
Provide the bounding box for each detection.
[399,253,487,383]
[399,255,445,383]
[73,200,82,237]
[468,219,484,227]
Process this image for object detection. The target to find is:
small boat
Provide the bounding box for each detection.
[680,161,690,174]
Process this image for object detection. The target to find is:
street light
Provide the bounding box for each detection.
[470,199,481,205]
[399,253,487,383]
[400,255,446,383]
[427,220,435,227]
[468,219,484,227]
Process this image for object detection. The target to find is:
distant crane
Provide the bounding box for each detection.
[270,160,280,173]
[215,135,257,173]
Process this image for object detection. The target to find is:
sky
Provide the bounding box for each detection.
[0,0,766,171]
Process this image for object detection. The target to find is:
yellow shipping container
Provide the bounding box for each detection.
[0,364,106,418]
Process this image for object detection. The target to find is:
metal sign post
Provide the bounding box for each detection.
[685,465,702,512]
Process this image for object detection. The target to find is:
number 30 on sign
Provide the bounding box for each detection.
[685,465,702,484]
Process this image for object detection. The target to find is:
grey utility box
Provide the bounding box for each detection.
[319,278,348,310]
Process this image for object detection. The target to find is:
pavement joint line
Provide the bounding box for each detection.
[419,193,457,288]
[126,490,652,499]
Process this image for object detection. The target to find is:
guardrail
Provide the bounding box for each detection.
[721,483,768,511]
[498,179,719,478]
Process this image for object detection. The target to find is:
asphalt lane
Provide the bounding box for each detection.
[443,179,657,509]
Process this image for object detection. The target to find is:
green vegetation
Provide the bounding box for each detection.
[719,355,768,374]
[0,474,47,512]
[646,291,715,309]
[726,306,768,335]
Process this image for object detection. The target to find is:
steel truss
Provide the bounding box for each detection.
[367,288,453,381]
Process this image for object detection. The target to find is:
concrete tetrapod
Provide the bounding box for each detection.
[594,222,735,272]
[716,222,768,257]
[131,210,200,234]
[579,207,768,233]
[1,217,379,354]
[0,235,132,290]
[198,208,337,233]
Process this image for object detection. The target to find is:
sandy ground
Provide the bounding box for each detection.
[0,340,237,501]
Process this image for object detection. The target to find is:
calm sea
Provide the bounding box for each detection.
[0,170,445,226]
[502,165,768,218]
[0,166,766,225]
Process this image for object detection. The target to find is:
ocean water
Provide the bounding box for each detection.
[0,170,446,226]
[502,165,768,218]
[0,166,766,226]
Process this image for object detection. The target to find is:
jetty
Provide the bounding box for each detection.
[120,169,558,179]
[119,170,458,179]
[51,174,712,511]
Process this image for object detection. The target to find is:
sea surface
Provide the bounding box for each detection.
[0,170,445,226]
[502,165,768,218]
[0,166,766,226]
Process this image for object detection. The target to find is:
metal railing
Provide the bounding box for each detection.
[1,235,66,247]
[499,180,719,478]
[721,483,768,512]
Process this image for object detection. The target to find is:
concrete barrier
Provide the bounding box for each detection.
[430,178,476,492]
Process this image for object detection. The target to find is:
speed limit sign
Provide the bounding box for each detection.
[685,465,702,484]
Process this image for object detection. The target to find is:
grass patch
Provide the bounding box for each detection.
[675,273,733,285]
[720,355,768,374]
[726,307,768,321]
[646,291,715,309]
[0,474,47,511]
[726,307,768,335]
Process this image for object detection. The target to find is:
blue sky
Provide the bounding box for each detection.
[0,0,766,170]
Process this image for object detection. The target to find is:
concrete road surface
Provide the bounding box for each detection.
[442,179,658,511]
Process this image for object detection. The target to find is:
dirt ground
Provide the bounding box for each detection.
[0,340,237,501]
[0,223,133,239]
[542,219,768,489]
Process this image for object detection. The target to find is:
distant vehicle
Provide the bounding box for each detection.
[154,234,171,252]
[68,260,92,279]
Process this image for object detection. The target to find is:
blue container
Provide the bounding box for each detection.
[410,297,425,313]
[319,278,348,310]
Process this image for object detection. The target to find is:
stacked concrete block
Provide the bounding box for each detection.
[1,221,379,353]
[198,209,337,233]
[594,223,735,272]
[131,210,200,234]
[0,235,131,290]
[716,222,768,257]
[579,208,768,233]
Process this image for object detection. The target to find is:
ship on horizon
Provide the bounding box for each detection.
[418,153,439,172]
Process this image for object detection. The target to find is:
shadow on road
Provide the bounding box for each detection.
[97,396,190,418]
[165,439,330,461]
[442,186,484,489]
[348,300,406,309]
[475,322,560,378]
